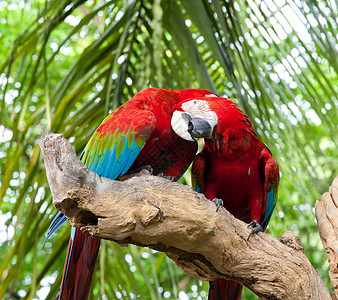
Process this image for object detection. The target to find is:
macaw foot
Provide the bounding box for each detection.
[157,173,174,181]
[132,165,154,175]
[211,198,223,212]
[247,220,263,240]
[118,165,154,181]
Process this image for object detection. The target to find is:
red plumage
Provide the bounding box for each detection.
[57,88,218,299]
[172,97,279,300]
[59,230,100,299]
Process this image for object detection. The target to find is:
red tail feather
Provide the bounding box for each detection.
[59,228,100,300]
[208,279,242,300]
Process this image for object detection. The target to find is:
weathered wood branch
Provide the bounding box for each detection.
[40,132,333,300]
[316,176,338,299]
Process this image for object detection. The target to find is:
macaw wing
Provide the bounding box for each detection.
[260,148,279,230]
[43,211,68,246]
[191,151,206,193]
[44,109,157,243]
[81,109,157,179]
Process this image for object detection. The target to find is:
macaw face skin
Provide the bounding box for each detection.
[171,98,218,141]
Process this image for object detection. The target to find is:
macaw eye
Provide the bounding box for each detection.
[181,99,209,112]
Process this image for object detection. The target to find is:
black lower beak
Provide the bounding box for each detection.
[188,118,213,139]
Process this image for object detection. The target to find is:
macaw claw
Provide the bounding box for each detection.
[157,173,174,181]
[212,198,223,212]
[140,165,154,174]
[131,165,154,175]
[247,220,263,240]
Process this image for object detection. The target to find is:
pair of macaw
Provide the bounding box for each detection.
[46,88,279,300]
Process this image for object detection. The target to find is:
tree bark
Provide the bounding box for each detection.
[316,176,338,299]
[39,132,334,300]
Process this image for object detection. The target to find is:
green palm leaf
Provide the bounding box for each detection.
[0,0,336,299]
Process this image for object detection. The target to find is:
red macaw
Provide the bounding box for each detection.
[171,96,279,300]
[45,88,218,299]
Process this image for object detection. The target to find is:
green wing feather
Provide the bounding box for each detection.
[81,108,157,179]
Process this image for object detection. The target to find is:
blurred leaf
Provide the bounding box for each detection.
[0,0,337,299]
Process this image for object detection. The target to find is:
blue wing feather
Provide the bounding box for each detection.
[43,211,68,246]
[44,110,157,242]
[260,149,279,230]
[121,141,141,175]
[193,178,201,193]
[261,189,276,230]
[191,152,206,194]
[64,227,76,282]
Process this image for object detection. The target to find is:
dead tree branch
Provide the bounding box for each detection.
[316,176,338,299]
[40,132,333,300]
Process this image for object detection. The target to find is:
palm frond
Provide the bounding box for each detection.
[0,0,336,299]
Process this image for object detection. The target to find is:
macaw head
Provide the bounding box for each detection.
[171,96,236,141]
[173,89,218,101]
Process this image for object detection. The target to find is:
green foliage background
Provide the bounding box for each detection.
[0,0,337,299]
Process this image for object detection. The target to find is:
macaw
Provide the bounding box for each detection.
[45,88,218,299]
[171,96,279,300]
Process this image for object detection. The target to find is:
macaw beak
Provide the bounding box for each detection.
[171,111,217,141]
[171,111,195,142]
[188,117,214,139]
